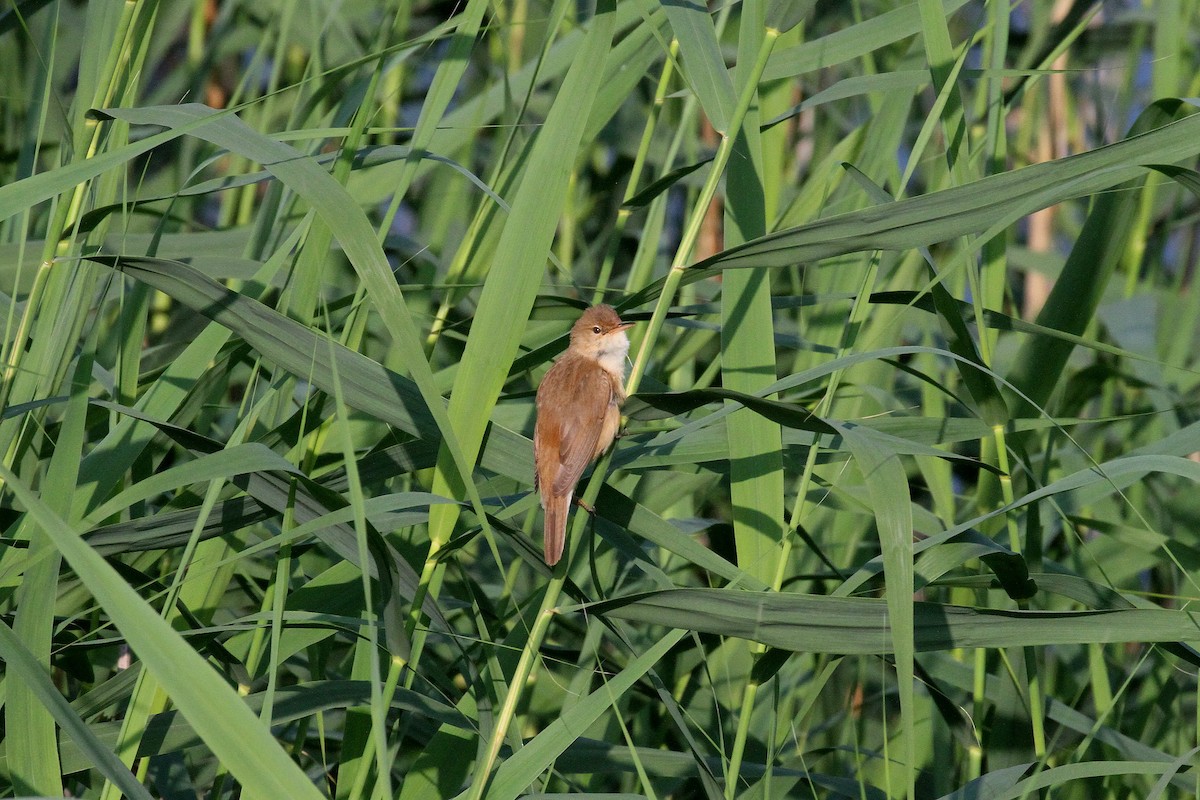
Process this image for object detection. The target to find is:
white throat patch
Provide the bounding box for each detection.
[597,331,631,377]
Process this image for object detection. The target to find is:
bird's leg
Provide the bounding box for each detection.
[574,497,596,515]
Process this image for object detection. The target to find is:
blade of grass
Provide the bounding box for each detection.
[718,6,786,796]
[5,336,95,796]
[0,463,328,800]
[588,588,1200,653]
[683,106,1200,275]
[1005,99,1192,417]
[0,619,154,800]
[92,102,491,542]
[662,0,735,134]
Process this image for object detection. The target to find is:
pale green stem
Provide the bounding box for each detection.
[2,0,141,483]
[468,405,625,794]
[775,254,879,593]
[468,576,565,800]
[593,39,679,302]
[992,424,1046,757]
[968,647,986,781]
[701,27,782,799]
[626,27,780,397]
[398,550,446,693]
[726,680,760,800]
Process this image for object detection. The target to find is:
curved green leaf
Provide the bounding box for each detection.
[0,463,327,800]
[589,588,1200,653]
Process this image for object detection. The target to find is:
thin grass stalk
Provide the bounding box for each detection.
[287,4,411,332]
[1122,0,1182,297]
[916,0,972,188]
[966,7,1014,785]
[327,336,393,800]
[231,5,300,233]
[969,646,987,780]
[560,168,577,277]
[103,394,276,797]
[725,679,760,800]
[289,32,427,779]
[775,252,880,594]
[425,0,572,350]
[977,0,1009,365]
[422,201,489,352]
[399,556,441,682]
[605,681,659,800]
[467,577,565,799]
[593,39,679,302]
[380,2,414,145]
[993,425,1047,758]
[468,391,631,795]
[0,0,143,440]
[0,256,50,402]
[721,9,787,794]
[621,78,700,301]
[251,359,323,710]
[337,640,381,800]
[626,26,780,396]
[7,337,95,795]
[259,537,293,717]
[967,10,1010,677]
[897,41,971,197]
[377,0,487,240]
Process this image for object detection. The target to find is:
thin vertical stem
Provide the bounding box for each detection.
[626,26,780,397]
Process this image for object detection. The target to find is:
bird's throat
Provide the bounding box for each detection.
[596,332,630,378]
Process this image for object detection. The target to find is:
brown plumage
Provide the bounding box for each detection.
[534,305,632,566]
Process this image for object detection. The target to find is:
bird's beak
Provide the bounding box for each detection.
[614,321,635,332]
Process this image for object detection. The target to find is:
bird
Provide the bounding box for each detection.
[534,304,633,566]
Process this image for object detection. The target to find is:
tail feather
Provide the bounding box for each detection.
[543,492,571,566]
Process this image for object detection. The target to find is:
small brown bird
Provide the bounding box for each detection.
[534,304,633,566]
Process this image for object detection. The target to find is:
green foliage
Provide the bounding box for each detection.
[2,1,1200,798]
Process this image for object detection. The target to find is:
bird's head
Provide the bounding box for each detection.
[568,304,633,371]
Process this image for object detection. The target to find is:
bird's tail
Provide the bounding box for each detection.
[543,491,571,566]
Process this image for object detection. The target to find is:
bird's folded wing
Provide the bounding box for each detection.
[549,364,613,496]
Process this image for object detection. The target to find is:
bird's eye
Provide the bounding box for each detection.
[592,326,602,334]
